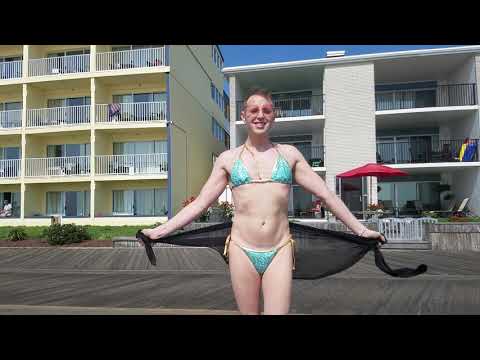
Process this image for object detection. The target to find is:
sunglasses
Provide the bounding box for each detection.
[244,104,276,116]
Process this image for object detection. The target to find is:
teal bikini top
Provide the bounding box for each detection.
[230,143,292,189]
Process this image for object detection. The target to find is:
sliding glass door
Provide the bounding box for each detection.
[46,191,90,217]
[378,181,440,215]
[0,192,20,217]
[112,188,167,216]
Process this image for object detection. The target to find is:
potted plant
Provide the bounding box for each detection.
[367,203,384,219]
[218,201,234,220]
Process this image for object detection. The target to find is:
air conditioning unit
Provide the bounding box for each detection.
[326,50,346,58]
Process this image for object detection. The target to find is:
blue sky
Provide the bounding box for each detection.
[219,45,459,67]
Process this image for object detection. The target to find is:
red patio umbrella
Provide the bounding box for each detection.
[337,163,409,179]
[337,163,409,213]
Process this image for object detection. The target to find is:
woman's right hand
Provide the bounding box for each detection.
[140,226,167,241]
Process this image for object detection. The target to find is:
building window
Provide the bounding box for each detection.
[112,188,167,216]
[211,117,225,143]
[46,191,90,217]
[223,91,230,119]
[211,82,224,113]
[212,45,223,70]
[211,83,216,101]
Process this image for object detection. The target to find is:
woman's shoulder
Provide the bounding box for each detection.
[216,147,241,165]
[274,143,298,155]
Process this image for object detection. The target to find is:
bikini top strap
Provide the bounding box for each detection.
[272,142,288,163]
[271,142,282,157]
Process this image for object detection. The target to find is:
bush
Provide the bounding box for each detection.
[45,223,91,245]
[422,211,440,219]
[217,201,234,220]
[7,227,27,242]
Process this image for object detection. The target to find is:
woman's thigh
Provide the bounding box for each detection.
[228,243,262,315]
[261,243,293,315]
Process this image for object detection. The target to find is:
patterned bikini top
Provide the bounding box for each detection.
[229,143,292,189]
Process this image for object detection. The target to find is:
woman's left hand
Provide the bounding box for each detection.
[361,229,386,244]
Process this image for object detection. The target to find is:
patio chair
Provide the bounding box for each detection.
[434,198,469,217]
[456,198,470,213]
[413,200,424,215]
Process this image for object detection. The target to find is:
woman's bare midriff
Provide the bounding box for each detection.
[230,182,291,250]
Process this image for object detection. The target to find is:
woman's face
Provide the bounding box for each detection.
[241,94,275,136]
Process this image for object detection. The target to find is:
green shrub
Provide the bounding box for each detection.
[45,223,91,245]
[7,227,27,242]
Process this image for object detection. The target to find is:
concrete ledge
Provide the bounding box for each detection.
[427,223,480,252]
[381,242,432,250]
[113,222,225,248]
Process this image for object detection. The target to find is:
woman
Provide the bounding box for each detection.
[141,88,385,315]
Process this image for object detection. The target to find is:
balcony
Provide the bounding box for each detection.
[95,102,166,124]
[0,60,22,80]
[28,54,90,77]
[236,94,323,121]
[26,105,91,128]
[375,84,477,111]
[96,47,167,72]
[0,159,21,178]
[295,143,325,167]
[0,110,22,129]
[95,153,168,176]
[377,139,479,164]
[25,156,90,177]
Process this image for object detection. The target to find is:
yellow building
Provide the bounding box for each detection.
[0,45,228,226]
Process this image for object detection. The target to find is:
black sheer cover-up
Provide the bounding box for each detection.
[136,221,427,279]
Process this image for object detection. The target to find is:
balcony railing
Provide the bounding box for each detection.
[294,143,325,167]
[96,102,167,123]
[377,139,479,164]
[95,153,168,176]
[236,94,323,121]
[0,159,21,178]
[96,47,167,71]
[27,105,91,128]
[25,156,90,177]
[0,110,22,129]
[0,60,22,79]
[28,54,90,77]
[375,84,477,111]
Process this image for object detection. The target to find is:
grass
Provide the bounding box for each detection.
[0,224,159,241]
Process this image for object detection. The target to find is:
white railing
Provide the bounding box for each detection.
[0,110,22,129]
[27,105,91,127]
[95,153,168,176]
[96,47,166,71]
[0,159,21,178]
[25,156,90,177]
[95,102,166,123]
[28,54,90,77]
[375,217,438,242]
[0,60,22,79]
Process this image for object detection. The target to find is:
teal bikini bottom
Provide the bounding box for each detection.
[224,235,295,275]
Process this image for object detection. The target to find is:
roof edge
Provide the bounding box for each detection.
[222,45,480,74]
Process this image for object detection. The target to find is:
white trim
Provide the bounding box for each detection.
[375,105,479,116]
[223,46,480,74]
[389,162,480,169]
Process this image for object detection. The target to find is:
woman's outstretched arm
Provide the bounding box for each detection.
[287,145,383,240]
[142,151,231,239]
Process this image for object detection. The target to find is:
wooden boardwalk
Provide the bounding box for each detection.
[1,247,480,314]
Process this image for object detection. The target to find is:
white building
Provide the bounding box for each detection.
[224,46,480,218]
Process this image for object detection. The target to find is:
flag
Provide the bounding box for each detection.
[108,103,121,118]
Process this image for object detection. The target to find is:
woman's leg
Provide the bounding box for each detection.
[261,243,293,315]
[228,242,262,315]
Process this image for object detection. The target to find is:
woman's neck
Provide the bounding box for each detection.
[245,135,272,152]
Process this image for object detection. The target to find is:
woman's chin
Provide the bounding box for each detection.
[249,127,270,135]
